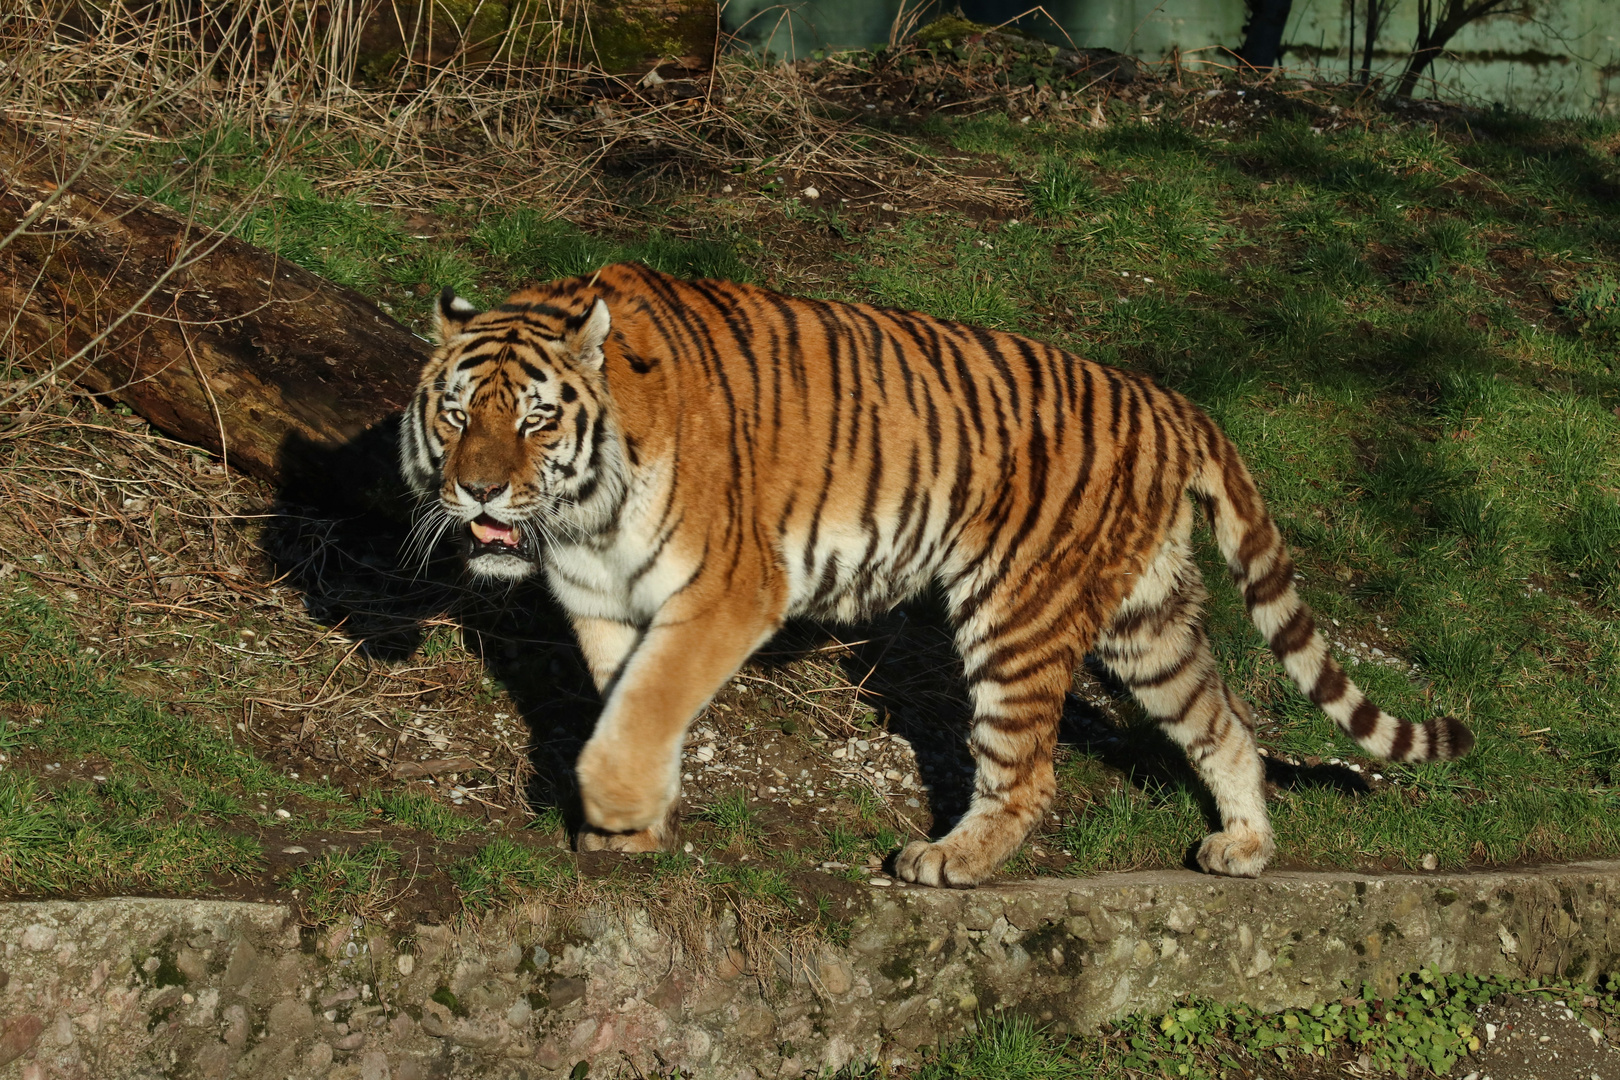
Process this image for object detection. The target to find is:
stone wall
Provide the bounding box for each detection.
[3,861,1618,1079]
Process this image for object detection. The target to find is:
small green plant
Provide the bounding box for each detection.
[694,790,762,848]
[285,843,402,925]
[450,838,571,912]
[1028,158,1092,220]
[703,862,794,904]
[1568,274,1620,331]
[366,787,479,841]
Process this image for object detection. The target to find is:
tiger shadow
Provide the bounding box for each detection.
[262,422,1371,852]
[261,422,601,816]
[811,605,1373,856]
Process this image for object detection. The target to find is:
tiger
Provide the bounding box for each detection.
[400,262,1474,887]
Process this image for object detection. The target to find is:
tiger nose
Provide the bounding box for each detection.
[459,480,508,504]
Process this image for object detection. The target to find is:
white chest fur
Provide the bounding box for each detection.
[541,464,688,627]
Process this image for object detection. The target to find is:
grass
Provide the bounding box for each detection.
[450,837,572,912]
[286,842,402,925]
[832,968,1620,1079]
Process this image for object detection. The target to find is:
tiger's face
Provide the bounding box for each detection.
[401,289,617,580]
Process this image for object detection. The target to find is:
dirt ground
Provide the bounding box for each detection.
[1461,994,1620,1080]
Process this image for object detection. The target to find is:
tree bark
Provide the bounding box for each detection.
[0,126,428,484]
[1394,0,1518,98]
[1237,0,1294,70]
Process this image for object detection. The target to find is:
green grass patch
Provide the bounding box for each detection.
[830,968,1620,1079]
[366,787,481,841]
[285,842,402,925]
[0,585,346,894]
[450,837,573,912]
[693,789,764,849]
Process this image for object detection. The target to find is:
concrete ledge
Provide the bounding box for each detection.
[3,861,1618,1079]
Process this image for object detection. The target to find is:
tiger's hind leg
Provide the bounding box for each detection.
[1095,498,1274,877]
[894,599,1079,888]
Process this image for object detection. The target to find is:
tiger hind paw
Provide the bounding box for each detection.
[893,839,994,888]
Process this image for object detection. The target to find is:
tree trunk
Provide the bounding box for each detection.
[0,126,428,485]
[1394,0,1515,98]
[1238,0,1294,69]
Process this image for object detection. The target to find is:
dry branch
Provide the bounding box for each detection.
[0,126,427,482]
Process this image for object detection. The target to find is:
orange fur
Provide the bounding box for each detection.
[401,265,1473,886]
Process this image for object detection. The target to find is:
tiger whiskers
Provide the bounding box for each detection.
[402,498,458,577]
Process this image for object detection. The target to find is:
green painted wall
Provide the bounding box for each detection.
[722,0,1618,116]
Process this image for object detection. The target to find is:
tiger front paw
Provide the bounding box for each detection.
[575,734,678,835]
[894,839,994,888]
[577,806,679,854]
[1195,826,1275,878]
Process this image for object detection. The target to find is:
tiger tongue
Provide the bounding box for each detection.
[470,518,517,547]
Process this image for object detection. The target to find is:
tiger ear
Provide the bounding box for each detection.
[564,297,611,372]
[435,288,480,343]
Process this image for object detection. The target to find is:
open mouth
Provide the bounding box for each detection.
[467,514,530,559]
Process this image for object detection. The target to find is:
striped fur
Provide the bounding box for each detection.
[400,265,1474,886]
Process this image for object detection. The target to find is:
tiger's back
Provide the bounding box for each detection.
[404,263,1472,886]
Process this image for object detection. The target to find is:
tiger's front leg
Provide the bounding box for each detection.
[573,596,782,853]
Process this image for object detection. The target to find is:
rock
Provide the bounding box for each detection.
[817,956,854,996]
[221,941,259,991]
[491,941,524,972]
[395,953,415,977]
[267,998,315,1041]
[449,1017,505,1049]
[715,947,749,981]
[221,1004,250,1050]
[20,924,56,951]
[320,987,359,1009]
[334,1032,367,1050]
[0,1015,44,1067]
[306,1042,334,1069]
[689,977,738,1017]
[194,1039,234,1080]
[547,976,586,1009]
[360,1049,391,1080]
[419,1000,452,1038]
[175,946,209,984]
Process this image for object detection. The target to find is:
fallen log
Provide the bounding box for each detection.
[0,126,428,484]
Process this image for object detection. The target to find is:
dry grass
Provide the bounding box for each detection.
[0,1,1021,217]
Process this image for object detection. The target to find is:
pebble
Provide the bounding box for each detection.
[274,809,291,820]
[802,186,819,199]
[695,745,716,763]
[868,877,892,887]
[282,846,308,854]
[1422,853,1439,870]
[21,924,56,951]
[396,953,415,976]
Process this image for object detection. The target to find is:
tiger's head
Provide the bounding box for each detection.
[400,287,622,580]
